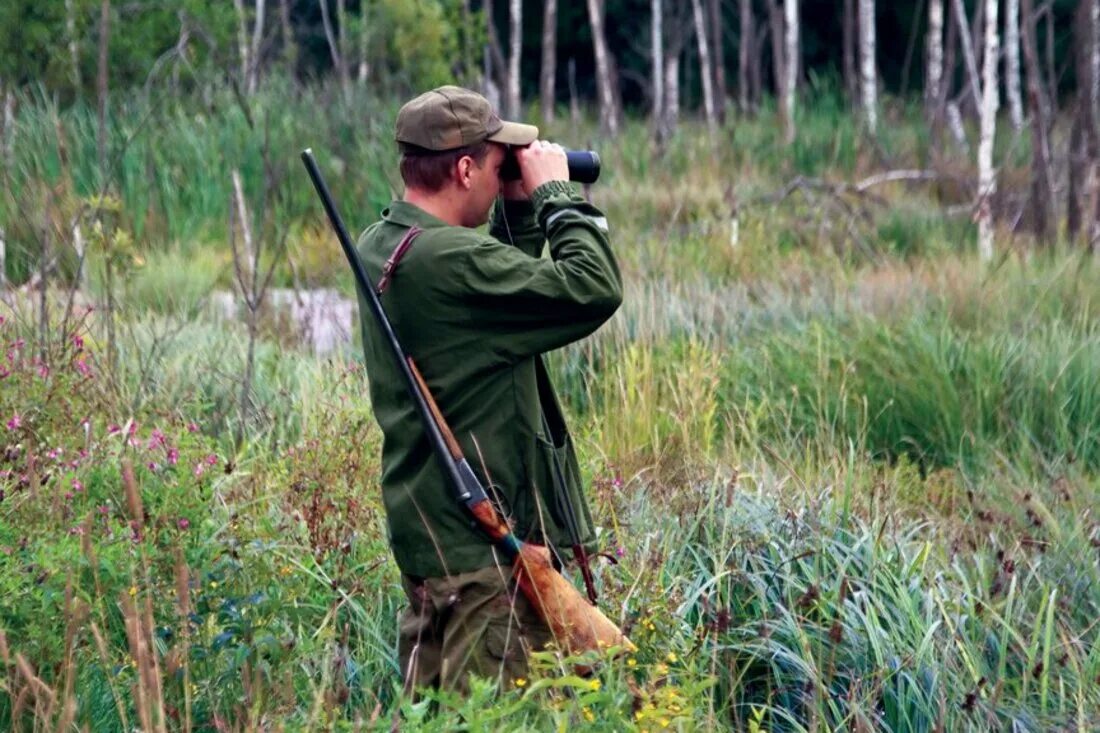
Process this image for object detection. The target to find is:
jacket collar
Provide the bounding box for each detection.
[381,200,450,229]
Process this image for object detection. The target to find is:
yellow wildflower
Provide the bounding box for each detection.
[627,657,638,668]
[514,677,527,688]
[666,651,678,663]
[588,679,601,691]
[128,586,138,597]
[582,707,595,722]
[655,663,669,676]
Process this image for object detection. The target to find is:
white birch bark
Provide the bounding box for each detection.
[951,0,983,113]
[859,0,876,133]
[358,2,369,82]
[926,0,944,115]
[586,0,620,135]
[233,0,251,90]
[1004,0,1023,129]
[0,228,6,290]
[319,0,349,98]
[507,0,522,118]
[978,0,1000,262]
[783,0,798,143]
[691,0,718,136]
[249,0,266,94]
[2,81,13,173]
[739,0,752,111]
[946,100,969,152]
[65,0,83,92]
[540,0,557,124]
[664,51,680,136]
[1091,0,1100,124]
[652,0,664,126]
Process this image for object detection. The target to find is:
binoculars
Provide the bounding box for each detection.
[500,149,601,184]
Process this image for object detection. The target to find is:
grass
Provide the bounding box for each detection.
[1,81,1099,731]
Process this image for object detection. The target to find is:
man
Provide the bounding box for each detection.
[354,86,622,692]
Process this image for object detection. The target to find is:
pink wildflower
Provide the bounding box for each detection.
[147,461,158,471]
[193,462,206,478]
[108,424,121,435]
[72,334,84,350]
[75,359,92,377]
[6,414,21,430]
[177,518,190,530]
[167,447,179,465]
[187,422,199,433]
[72,480,84,492]
[205,454,218,466]
[37,365,49,379]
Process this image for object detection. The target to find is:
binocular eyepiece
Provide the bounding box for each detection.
[500,149,601,185]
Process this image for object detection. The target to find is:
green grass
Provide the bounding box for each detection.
[2,84,1099,731]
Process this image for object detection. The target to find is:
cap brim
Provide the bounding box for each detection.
[487,120,539,146]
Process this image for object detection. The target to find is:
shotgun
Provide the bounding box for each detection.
[300,149,631,660]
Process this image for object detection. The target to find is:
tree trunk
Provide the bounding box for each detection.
[233,0,251,91]
[568,57,580,128]
[97,0,110,177]
[739,0,753,112]
[664,50,681,137]
[1068,0,1100,247]
[359,0,370,82]
[691,0,718,136]
[709,0,727,123]
[540,0,557,124]
[1004,0,1023,129]
[1020,0,1056,243]
[859,0,876,133]
[279,0,298,74]
[652,0,665,129]
[950,0,982,116]
[586,0,620,135]
[843,0,857,102]
[2,80,13,175]
[65,0,83,93]
[485,0,508,97]
[766,1,786,136]
[250,0,266,94]
[977,0,999,262]
[319,0,349,100]
[926,0,944,125]
[783,0,798,143]
[507,0,522,118]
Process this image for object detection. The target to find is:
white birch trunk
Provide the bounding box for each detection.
[1092,0,1100,123]
[249,0,266,94]
[1004,0,1023,129]
[739,0,752,111]
[926,0,944,115]
[72,221,86,291]
[507,0,522,118]
[358,2,369,82]
[859,0,876,133]
[2,81,12,173]
[978,0,1000,262]
[691,0,718,135]
[664,51,680,136]
[319,0,349,99]
[0,228,6,290]
[947,100,969,152]
[652,0,663,126]
[540,0,557,124]
[951,0,983,113]
[586,0,620,135]
[65,0,82,92]
[233,0,251,91]
[783,0,798,143]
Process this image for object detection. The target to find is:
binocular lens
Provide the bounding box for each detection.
[501,149,601,184]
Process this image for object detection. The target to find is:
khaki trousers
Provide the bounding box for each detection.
[398,563,553,694]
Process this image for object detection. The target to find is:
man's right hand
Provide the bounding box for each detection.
[513,140,569,198]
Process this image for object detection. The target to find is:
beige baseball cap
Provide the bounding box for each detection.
[395,86,538,151]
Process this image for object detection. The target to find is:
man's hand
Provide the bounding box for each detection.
[514,140,569,198]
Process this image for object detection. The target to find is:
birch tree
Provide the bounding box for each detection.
[926,0,944,124]
[587,0,621,135]
[709,0,727,123]
[1004,0,1023,129]
[843,0,857,101]
[859,0,876,133]
[234,0,267,95]
[540,0,557,124]
[784,0,799,143]
[738,0,753,112]
[977,0,1000,262]
[319,0,349,99]
[690,0,718,136]
[1068,0,1100,246]
[1020,0,1055,241]
[951,0,982,115]
[279,0,298,73]
[652,0,664,129]
[506,0,522,119]
[65,0,83,93]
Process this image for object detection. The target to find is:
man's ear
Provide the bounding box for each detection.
[455,155,474,190]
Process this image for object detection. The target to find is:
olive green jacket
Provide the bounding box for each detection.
[355,181,622,578]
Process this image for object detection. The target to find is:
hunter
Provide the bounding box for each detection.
[354,86,622,692]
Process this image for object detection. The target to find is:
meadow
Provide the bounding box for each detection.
[1,80,1098,731]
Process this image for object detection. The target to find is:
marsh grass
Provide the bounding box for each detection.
[2,85,1099,731]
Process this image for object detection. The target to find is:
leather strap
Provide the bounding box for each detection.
[376,225,423,294]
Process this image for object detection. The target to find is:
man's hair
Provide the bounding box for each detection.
[399,141,493,192]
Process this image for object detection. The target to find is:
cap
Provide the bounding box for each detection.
[395,86,538,151]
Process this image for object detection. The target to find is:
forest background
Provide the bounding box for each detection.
[1,0,1099,731]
